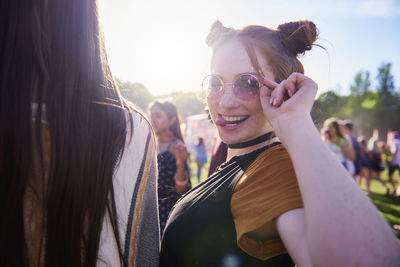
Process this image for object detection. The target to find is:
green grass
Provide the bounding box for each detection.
[358,169,400,240]
[188,160,210,187]
[189,159,400,240]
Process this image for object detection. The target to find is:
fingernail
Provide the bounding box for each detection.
[269,98,274,105]
[273,99,277,106]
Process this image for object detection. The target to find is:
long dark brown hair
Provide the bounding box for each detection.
[0,0,130,266]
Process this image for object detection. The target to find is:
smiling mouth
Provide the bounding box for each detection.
[215,115,249,127]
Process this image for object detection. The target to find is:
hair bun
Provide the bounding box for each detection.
[206,20,235,46]
[277,20,318,56]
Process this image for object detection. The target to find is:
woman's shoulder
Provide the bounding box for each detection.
[234,143,295,189]
[250,143,291,170]
[122,100,153,135]
[119,101,157,162]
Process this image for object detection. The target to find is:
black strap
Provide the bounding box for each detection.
[228,131,275,149]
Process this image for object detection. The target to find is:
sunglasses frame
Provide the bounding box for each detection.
[201,73,264,100]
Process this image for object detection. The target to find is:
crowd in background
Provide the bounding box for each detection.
[186,114,400,199]
[320,118,400,196]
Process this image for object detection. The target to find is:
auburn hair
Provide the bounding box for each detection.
[206,20,319,82]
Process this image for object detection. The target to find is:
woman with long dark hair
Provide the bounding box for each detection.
[0,1,159,266]
[148,100,191,234]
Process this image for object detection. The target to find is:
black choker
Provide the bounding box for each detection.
[228,132,275,149]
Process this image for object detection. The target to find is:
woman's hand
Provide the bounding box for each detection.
[170,142,190,193]
[170,142,188,166]
[259,72,318,132]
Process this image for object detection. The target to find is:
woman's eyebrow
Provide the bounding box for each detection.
[211,72,260,82]
[235,71,259,77]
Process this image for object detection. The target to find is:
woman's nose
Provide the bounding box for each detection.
[219,84,240,108]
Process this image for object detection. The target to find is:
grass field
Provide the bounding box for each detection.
[188,160,400,240]
[358,169,400,240]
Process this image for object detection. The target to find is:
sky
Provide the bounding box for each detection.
[98,0,400,97]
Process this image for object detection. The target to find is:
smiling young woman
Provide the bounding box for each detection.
[159,20,400,267]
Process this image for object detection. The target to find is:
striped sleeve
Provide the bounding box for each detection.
[97,110,159,267]
[125,125,160,266]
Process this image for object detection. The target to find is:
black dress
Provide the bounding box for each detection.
[160,143,294,267]
[158,149,191,234]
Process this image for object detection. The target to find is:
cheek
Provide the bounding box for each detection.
[206,98,219,120]
[249,99,263,116]
[252,102,269,124]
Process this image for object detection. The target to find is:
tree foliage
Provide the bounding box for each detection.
[115,77,207,119]
[156,91,207,119]
[311,62,400,137]
[116,78,154,112]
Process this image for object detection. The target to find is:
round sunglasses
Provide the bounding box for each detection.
[201,73,263,100]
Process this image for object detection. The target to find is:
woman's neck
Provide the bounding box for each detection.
[156,131,173,143]
[227,136,280,160]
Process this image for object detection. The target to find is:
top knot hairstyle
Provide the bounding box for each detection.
[206,20,236,47]
[206,20,320,83]
[277,20,318,56]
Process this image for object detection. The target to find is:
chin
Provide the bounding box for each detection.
[218,132,244,145]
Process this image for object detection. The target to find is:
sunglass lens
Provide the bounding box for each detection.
[234,75,260,99]
[203,75,223,96]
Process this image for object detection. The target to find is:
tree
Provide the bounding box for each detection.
[373,62,400,133]
[311,90,345,128]
[312,62,400,137]
[158,91,207,120]
[350,70,371,96]
[343,71,375,131]
[115,78,154,112]
[376,62,395,98]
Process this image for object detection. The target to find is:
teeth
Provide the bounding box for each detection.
[222,115,246,122]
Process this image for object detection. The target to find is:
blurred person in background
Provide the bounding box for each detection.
[0,0,159,266]
[148,100,191,234]
[367,129,390,194]
[208,137,228,176]
[194,137,208,183]
[323,117,355,173]
[342,120,362,179]
[357,136,372,188]
[387,130,400,196]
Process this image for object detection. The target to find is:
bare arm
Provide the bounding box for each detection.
[260,73,400,267]
[174,161,189,194]
[169,141,189,194]
[276,209,313,267]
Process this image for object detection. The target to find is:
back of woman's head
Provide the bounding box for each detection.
[206,20,319,82]
[1,0,128,266]
[149,100,185,142]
